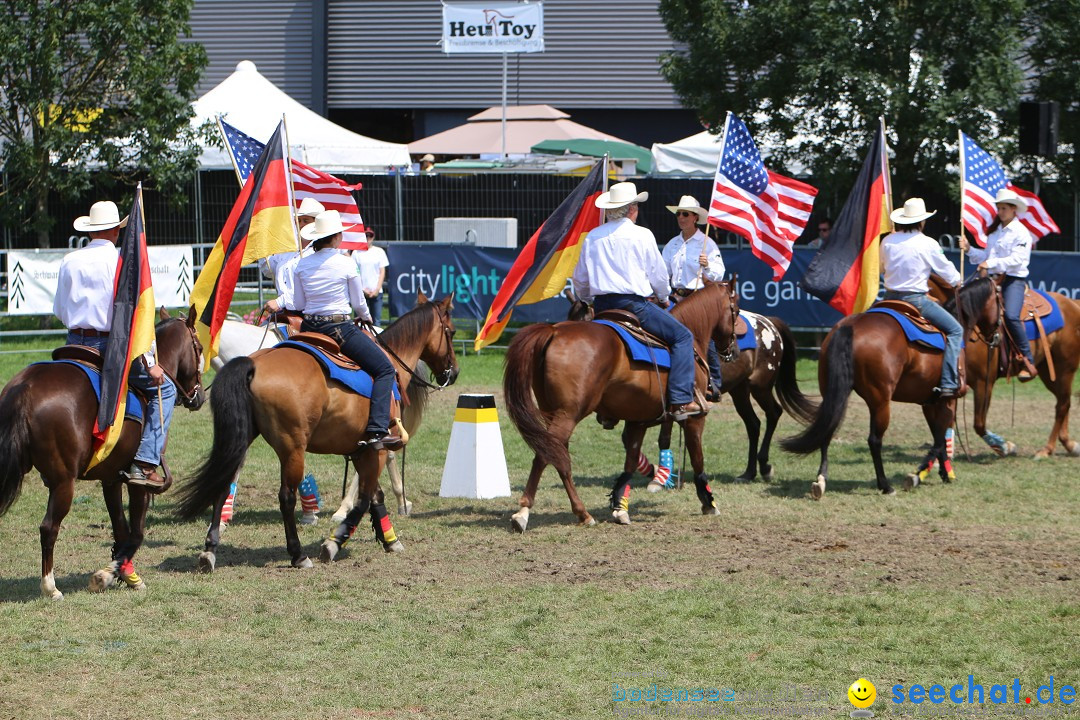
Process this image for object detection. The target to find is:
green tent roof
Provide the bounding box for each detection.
[530,138,652,174]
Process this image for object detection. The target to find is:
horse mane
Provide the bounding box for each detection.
[671,283,729,337]
[379,302,438,350]
[949,276,995,333]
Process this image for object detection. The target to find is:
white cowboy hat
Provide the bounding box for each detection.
[994,187,1028,214]
[300,210,345,242]
[297,197,325,218]
[595,181,648,209]
[73,201,129,232]
[666,195,708,224]
[420,154,435,163]
[890,197,937,225]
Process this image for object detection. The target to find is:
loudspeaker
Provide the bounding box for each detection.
[1019,101,1059,157]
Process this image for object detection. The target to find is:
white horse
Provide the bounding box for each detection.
[214,318,430,516]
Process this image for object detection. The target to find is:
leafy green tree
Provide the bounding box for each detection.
[658,0,1026,202]
[1023,0,1080,185]
[0,0,207,247]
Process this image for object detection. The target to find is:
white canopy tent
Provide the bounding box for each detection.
[192,61,411,171]
[651,129,810,176]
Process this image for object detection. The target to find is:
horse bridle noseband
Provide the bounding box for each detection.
[161,320,205,409]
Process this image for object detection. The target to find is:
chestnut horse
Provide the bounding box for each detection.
[939,286,1080,459]
[503,282,738,531]
[175,295,459,571]
[0,311,206,599]
[781,278,1000,498]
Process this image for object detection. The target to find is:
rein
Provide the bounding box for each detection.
[367,310,455,391]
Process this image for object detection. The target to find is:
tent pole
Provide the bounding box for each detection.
[501,52,508,159]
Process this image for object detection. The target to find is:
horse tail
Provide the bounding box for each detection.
[503,324,566,467]
[770,317,818,424]
[0,382,32,517]
[781,324,854,455]
[176,357,257,520]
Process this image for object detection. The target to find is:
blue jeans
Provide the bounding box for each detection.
[707,340,723,391]
[366,292,384,328]
[66,331,176,466]
[593,294,695,405]
[883,292,963,390]
[301,319,395,434]
[1001,276,1034,363]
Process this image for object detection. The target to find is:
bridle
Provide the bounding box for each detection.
[370,306,458,391]
[716,282,740,362]
[161,318,205,409]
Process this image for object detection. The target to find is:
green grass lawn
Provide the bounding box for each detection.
[0,341,1076,719]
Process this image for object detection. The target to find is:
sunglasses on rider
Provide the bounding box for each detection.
[676,211,696,218]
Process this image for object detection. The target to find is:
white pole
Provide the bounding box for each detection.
[501,53,508,158]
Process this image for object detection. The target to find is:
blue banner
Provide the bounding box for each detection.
[386,243,1080,331]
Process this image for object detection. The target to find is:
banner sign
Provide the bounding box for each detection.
[6,245,195,315]
[387,243,1080,332]
[441,2,544,54]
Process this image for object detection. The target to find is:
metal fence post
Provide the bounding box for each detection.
[394,171,404,241]
[194,170,204,246]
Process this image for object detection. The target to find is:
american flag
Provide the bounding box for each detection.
[960,131,1059,247]
[707,113,817,280]
[219,119,369,249]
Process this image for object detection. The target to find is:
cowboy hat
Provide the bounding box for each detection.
[994,187,1028,214]
[300,210,345,242]
[890,197,937,225]
[419,154,435,163]
[666,195,708,224]
[73,201,129,232]
[595,182,648,209]
[297,197,325,218]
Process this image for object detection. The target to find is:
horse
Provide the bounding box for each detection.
[502,281,738,531]
[780,278,1001,498]
[215,316,432,515]
[931,284,1080,459]
[175,294,459,571]
[0,309,206,599]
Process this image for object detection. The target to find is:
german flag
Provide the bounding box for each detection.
[190,119,297,369]
[474,160,605,350]
[90,184,155,469]
[801,121,893,315]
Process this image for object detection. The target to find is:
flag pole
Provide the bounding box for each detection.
[217,115,245,189]
[600,154,610,224]
[958,129,966,271]
[280,114,302,254]
[879,117,894,225]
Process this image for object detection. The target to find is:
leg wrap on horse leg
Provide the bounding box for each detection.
[694,473,716,510]
[330,498,371,547]
[610,474,632,512]
[369,502,397,546]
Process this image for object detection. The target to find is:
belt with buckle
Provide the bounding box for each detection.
[303,313,350,323]
[70,328,109,337]
[673,288,695,298]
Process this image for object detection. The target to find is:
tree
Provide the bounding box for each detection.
[1023,0,1080,186]
[658,0,1026,203]
[0,0,207,247]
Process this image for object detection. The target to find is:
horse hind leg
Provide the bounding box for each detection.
[610,424,646,525]
[751,383,783,481]
[386,450,412,515]
[39,477,75,600]
[90,480,149,592]
[867,402,894,495]
[1038,371,1077,458]
[730,385,761,482]
[512,456,546,533]
[278,452,312,569]
[322,451,386,561]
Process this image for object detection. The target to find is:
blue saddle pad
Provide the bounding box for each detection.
[1024,290,1064,340]
[593,314,756,368]
[274,340,400,400]
[736,312,757,352]
[865,308,946,350]
[34,360,143,422]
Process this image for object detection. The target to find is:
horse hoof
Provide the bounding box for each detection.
[299,513,319,526]
[197,551,216,574]
[701,504,720,516]
[904,474,920,491]
[734,473,754,483]
[883,486,897,496]
[760,466,775,482]
[319,540,339,563]
[398,500,413,516]
[89,570,115,593]
[510,508,530,533]
[293,556,314,569]
[1002,441,1017,457]
[646,481,665,493]
[611,509,631,525]
[579,514,596,527]
[384,540,405,553]
[1033,448,1051,460]
[331,512,347,525]
[44,589,63,601]
[810,477,825,500]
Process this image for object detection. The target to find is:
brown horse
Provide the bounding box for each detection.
[781,278,1001,498]
[175,294,459,571]
[0,310,206,599]
[502,282,738,531]
[950,289,1080,459]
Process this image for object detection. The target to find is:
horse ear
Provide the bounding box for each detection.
[416,291,429,304]
[158,306,170,321]
[187,303,197,328]
[440,293,454,311]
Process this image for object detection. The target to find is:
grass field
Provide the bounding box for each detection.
[0,340,1077,720]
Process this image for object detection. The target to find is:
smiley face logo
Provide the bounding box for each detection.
[848,678,877,709]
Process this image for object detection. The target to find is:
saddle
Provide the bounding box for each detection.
[1021,288,1054,321]
[869,300,939,334]
[52,344,105,369]
[266,310,303,336]
[289,332,361,371]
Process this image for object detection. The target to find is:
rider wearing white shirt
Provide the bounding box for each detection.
[662,195,725,400]
[879,198,963,398]
[960,187,1037,380]
[572,182,701,421]
[54,200,176,490]
[293,211,398,449]
[263,197,324,315]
